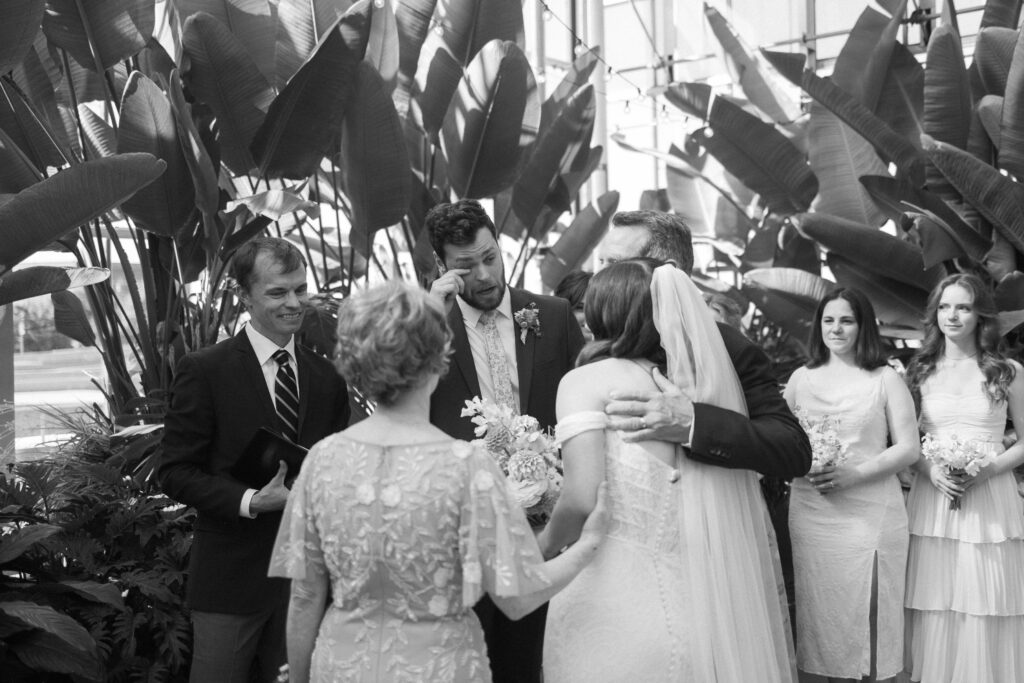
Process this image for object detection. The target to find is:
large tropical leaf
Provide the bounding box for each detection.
[742,267,835,345]
[413,0,524,136]
[42,0,153,71]
[539,47,601,136]
[366,0,400,90]
[426,0,523,68]
[0,127,41,193]
[827,253,928,328]
[974,27,1017,97]
[117,72,195,236]
[793,212,944,291]
[0,0,45,76]
[538,190,619,290]
[0,602,102,678]
[980,0,1023,29]
[182,12,275,175]
[11,34,80,162]
[995,271,1024,310]
[665,164,711,236]
[806,105,888,226]
[226,188,318,221]
[691,96,817,214]
[166,70,220,216]
[394,0,439,92]
[52,289,96,346]
[830,0,906,111]
[1000,26,1024,178]
[924,21,972,199]
[275,0,355,87]
[663,82,714,120]
[507,84,593,235]
[978,94,1003,148]
[923,134,1024,254]
[174,0,277,86]
[78,105,116,159]
[0,79,68,171]
[439,40,537,198]
[0,266,108,306]
[342,63,412,255]
[784,69,924,184]
[252,8,367,179]
[0,153,166,275]
[0,523,60,563]
[858,175,991,263]
[874,42,924,148]
[702,3,802,125]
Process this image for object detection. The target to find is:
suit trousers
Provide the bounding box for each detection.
[474,595,547,683]
[189,602,287,683]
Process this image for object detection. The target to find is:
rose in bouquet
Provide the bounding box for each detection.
[461,397,562,524]
[795,409,850,470]
[921,433,995,510]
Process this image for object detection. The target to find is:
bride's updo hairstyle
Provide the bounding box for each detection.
[334,281,452,406]
[906,273,1014,406]
[577,258,666,371]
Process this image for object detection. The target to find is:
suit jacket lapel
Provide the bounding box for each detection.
[295,345,313,438]
[510,288,536,411]
[233,331,276,424]
[448,304,482,399]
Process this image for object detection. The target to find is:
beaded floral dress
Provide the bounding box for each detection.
[787,366,908,679]
[904,375,1024,683]
[269,434,552,682]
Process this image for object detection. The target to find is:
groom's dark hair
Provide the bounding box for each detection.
[425,199,498,263]
[577,258,667,371]
[611,211,694,274]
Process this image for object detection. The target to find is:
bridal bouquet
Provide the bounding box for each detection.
[461,397,562,523]
[921,433,995,510]
[795,409,849,469]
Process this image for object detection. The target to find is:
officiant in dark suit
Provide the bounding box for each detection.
[426,200,584,683]
[158,237,349,683]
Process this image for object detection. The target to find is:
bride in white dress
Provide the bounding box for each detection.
[538,259,795,682]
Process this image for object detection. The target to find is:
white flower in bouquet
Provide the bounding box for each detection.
[461,397,562,521]
[921,433,995,510]
[795,409,850,469]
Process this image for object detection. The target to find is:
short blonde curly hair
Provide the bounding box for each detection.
[334,281,452,406]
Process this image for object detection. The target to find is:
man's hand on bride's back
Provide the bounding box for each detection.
[605,368,694,444]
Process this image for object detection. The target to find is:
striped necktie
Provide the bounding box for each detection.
[272,349,300,443]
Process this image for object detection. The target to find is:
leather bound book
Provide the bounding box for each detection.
[230,427,308,488]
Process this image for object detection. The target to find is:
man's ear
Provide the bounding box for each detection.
[665,258,680,269]
[434,253,446,275]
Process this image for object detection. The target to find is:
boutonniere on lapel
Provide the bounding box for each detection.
[513,303,542,344]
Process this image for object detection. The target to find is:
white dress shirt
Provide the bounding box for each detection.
[238,325,298,518]
[457,289,521,413]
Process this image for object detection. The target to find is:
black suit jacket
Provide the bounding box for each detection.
[158,331,349,613]
[430,288,585,439]
[689,323,811,478]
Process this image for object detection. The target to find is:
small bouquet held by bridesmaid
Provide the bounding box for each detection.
[461,397,562,524]
[795,410,849,469]
[921,433,995,510]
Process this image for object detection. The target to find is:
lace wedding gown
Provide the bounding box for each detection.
[269,434,552,682]
[544,265,795,683]
[904,379,1024,682]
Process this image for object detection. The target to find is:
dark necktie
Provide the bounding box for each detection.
[272,349,299,443]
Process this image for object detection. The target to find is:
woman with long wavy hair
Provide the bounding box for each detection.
[784,288,918,683]
[903,273,1024,683]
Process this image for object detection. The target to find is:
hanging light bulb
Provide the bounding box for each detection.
[624,100,632,114]
[543,8,553,21]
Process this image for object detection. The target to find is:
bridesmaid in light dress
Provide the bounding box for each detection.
[784,288,918,683]
[903,273,1024,683]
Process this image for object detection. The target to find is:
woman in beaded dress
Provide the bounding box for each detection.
[268,282,608,683]
[784,288,918,682]
[903,273,1024,683]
